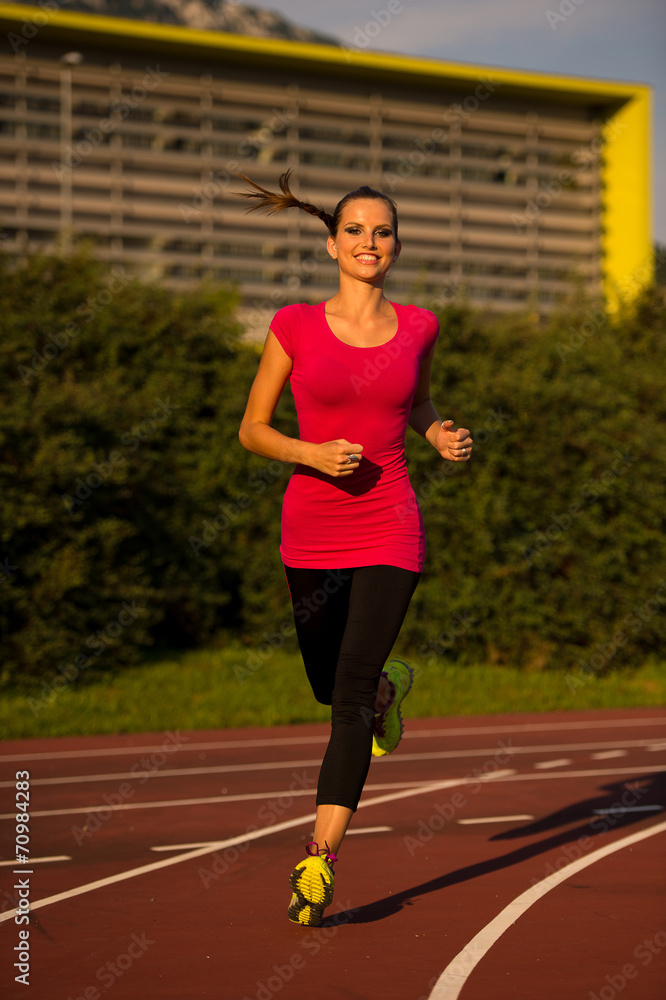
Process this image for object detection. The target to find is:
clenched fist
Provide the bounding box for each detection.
[436,419,472,461]
[305,439,364,477]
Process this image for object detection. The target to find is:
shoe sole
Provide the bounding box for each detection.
[287,857,334,926]
[372,658,414,757]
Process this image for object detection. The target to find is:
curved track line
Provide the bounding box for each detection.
[429,818,666,1000]
[1,774,512,925]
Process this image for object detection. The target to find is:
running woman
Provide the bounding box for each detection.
[238,170,472,926]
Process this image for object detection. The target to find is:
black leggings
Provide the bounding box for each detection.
[283,564,420,812]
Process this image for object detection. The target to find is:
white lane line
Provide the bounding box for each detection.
[0,790,316,822]
[2,738,660,789]
[646,743,666,752]
[593,806,663,815]
[0,758,323,788]
[533,759,572,769]
[0,781,428,821]
[0,738,330,762]
[591,750,627,759]
[148,826,394,853]
[150,842,217,852]
[458,815,535,826]
[410,718,666,738]
[0,771,513,925]
[2,764,664,823]
[0,856,71,866]
[345,826,392,836]
[370,739,660,761]
[494,766,664,783]
[2,765,663,823]
[429,818,666,1000]
[2,717,663,761]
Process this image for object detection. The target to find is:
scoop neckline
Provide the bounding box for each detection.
[320,300,401,350]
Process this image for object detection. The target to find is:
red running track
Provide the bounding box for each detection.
[1,707,665,1000]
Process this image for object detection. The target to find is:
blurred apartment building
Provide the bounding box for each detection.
[0,3,652,330]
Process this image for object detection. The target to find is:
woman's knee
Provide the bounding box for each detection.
[331,694,376,729]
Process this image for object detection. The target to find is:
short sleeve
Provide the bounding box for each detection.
[269,303,302,360]
[422,308,440,356]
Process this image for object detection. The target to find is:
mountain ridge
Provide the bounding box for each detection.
[12,0,341,45]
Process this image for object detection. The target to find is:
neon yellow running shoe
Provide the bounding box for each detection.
[372,657,414,757]
[287,841,337,926]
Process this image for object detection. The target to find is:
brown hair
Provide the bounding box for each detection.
[235,169,399,239]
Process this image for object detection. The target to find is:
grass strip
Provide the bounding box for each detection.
[2,647,664,741]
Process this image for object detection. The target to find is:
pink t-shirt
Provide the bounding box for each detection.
[270,300,439,572]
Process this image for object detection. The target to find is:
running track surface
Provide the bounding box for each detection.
[1,707,665,1000]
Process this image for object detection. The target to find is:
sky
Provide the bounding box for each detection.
[263,0,666,243]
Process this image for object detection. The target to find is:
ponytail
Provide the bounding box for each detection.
[235,169,399,240]
[234,169,335,234]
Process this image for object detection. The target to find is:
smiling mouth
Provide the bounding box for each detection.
[355,254,380,262]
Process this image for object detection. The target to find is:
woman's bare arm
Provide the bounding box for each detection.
[239,331,363,476]
[409,345,473,461]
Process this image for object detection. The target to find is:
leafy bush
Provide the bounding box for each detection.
[401,289,666,674]
[0,249,257,685]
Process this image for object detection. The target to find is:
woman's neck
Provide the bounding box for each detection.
[325,275,392,321]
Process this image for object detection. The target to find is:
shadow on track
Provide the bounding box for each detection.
[328,772,665,926]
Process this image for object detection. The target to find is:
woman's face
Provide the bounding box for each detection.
[327,199,401,283]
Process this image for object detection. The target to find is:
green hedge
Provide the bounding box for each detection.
[1,248,664,689]
[0,249,258,687]
[401,291,666,679]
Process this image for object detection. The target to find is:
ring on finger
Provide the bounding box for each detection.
[347,454,359,464]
